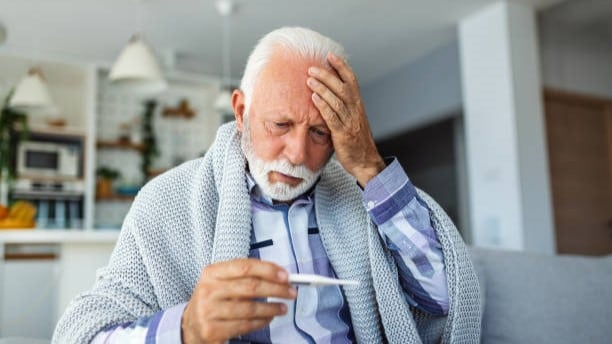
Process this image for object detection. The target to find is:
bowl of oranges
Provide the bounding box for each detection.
[0,201,37,229]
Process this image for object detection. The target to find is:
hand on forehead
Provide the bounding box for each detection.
[250,51,334,124]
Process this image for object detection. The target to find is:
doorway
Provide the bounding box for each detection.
[544,89,612,255]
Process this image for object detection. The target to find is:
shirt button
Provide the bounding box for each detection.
[367,201,375,209]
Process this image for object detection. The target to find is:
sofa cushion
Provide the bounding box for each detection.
[470,247,612,344]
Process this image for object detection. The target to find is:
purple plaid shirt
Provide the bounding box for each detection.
[92,158,448,343]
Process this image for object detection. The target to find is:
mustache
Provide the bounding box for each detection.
[266,159,314,179]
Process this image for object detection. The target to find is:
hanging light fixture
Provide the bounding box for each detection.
[109,0,167,94]
[213,0,235,114]
[109,33,167,94]
[9,67,57,113]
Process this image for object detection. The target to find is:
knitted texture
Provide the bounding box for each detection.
[52,122,481,343]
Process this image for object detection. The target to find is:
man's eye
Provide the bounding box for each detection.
[312,129,328,137]
[311,128,331,144]
[267,121,290,135]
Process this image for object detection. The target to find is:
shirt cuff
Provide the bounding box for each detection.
[152,302,187,343]
[363,158,417,226]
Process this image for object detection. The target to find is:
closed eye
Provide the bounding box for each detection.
[266,121,290,135]
[310,128,331,144]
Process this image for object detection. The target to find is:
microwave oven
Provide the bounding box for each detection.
[17,141,80,179]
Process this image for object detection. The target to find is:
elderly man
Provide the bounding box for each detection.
[53,27,480,343]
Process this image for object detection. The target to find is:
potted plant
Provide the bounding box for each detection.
[96,166,120,198]
[140,99,159,184]
[0,91,29,204]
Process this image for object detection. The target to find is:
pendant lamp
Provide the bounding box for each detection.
[9,67,57,113]
[109,33,167,94]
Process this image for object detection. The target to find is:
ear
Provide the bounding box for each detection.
[232,89,246,132]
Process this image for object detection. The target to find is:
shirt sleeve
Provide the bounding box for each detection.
[363,158,449,316]
[91,302,186,343]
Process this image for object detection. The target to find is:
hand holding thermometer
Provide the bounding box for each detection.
[288,273,359,287]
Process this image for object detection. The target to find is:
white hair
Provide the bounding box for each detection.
[239,26,347,114]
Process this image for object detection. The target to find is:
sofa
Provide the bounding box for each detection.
[3,248,610,344]
[469,247,612,343]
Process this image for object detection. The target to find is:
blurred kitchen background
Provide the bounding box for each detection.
[1,0,612,340]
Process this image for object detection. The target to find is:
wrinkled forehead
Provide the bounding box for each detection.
[252,55,304,104]
[251,49,333,104]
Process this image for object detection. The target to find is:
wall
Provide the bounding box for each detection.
[363,5,567,253]
[459,1,555,254]
[362,40,463,140]
[539,21,612,99]
[376,118,460,227]
[362,40,470,239]
[0,55,89,131]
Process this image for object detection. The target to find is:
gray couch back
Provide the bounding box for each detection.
[469,247,612,344]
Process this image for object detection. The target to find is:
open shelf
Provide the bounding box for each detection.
[95,194,135,201]
[96,140,145,151]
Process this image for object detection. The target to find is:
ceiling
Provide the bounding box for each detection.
[0,0,566,85]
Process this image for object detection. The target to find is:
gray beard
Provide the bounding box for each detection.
[240,117,323,201]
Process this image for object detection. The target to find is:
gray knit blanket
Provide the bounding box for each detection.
[53,122,481,343]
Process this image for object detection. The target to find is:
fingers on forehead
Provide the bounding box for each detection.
[313,93,344,128]
[312,68,345,96]
[327,53,354,83]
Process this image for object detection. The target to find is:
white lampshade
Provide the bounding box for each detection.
[109,34,167,94]
[9,67,57,113]
[214,89,233,114]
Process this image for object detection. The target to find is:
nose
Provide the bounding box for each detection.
[284,130,307,166]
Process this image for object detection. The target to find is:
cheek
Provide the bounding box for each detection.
[306,145,333,171]
[250,131,285,161]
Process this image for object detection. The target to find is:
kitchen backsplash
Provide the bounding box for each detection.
[95,71,221,228]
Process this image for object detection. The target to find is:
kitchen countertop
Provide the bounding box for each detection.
[0,229,120,244]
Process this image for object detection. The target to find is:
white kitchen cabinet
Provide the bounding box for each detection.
[0,231,118,339]
[1,253,58,338]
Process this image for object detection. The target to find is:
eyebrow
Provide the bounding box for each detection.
[259,110,330,129]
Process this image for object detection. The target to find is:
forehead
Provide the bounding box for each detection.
[255,50,320,95]
[250,49,330,122]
